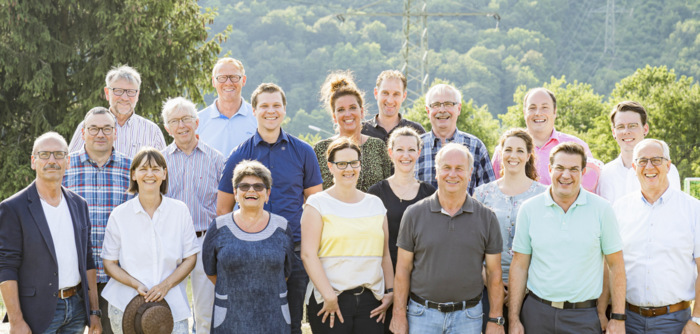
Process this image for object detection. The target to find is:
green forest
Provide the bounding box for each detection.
[2,0,700,199]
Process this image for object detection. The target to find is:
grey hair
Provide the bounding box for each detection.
[32,132,68,155]
[105,65,141,88]
[634,138,671,160]
[161,97,198,125]
[435,143,473,171]
[83,107,116,127]
[425,84,462,107]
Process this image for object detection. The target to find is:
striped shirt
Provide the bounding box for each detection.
[68,113,166,158]
[162,140,224,232]
[416,129,495,195]
[62,148,131,282]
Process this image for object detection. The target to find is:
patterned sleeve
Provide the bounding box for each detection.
[153,124,167,151]
[68,121,85,153]
[180,204,200,258]
[313,139,333,190]
[475,140,496,188]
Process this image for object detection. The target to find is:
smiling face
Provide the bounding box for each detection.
[132,157,167,195]
[426,89,461,135]
[375,77,407,119]
[524,89,556,137]
[327,147,361,187]
[436,149,472,196]
[612,111,649,154]
[333,95,364,135]
[501,136,530,176]
[213,62,246,103]
[633,141,671,194]
[389,135,420,174]
[31,137,70,184]
[254,91,286,133]
[82,113,116,155]
[165,108,199,149]
[549,152,585,202]
[234,175,270,210]
[105,78,139,117]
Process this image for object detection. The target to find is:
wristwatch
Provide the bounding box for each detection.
[90,310,102,318]
[692,317,700,326]
[385,288,394,293]
[488,316,505,326]
[610,313,626,321]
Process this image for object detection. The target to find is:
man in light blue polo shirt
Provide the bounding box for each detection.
[509,142,627,334]
[197,57,257,157]
[216,83,323,334]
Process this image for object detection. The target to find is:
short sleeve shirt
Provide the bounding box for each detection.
[197,99,257,158]
[513,187,623,302]
[314,136,392,192]
[361,114,426,143]
[397,193,502,303]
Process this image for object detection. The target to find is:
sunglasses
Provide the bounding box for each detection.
[236,183,267,192]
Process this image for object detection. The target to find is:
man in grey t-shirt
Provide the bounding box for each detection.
[390,143,505,334]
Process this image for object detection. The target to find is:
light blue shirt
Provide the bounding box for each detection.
[513,187,623,302]
[197,99,257,158]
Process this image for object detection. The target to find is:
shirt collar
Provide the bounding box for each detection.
[368,114,405,128]
[430,129,461,148]
[77,146,118,165]
[639,185,672,205]
[252,128,289,146]
[207,99,252,119]
[428,192,474,215]
[543,185,588,208]
[165,139,205,155]
[131,195,165,214]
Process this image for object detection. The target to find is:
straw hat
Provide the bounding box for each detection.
[122,295,174,334]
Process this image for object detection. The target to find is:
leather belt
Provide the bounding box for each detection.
[410,292,481,313]
[341,286,367,295]
[529,292,597,309]
[195,230,207,238]
[59,283,81,299]
[626,301,691,318]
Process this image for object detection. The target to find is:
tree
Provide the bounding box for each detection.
[0,0,229,199]
[609,66,700,181]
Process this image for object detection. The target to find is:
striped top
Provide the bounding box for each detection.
[304,191,387,304]
[62,148,131,282]
[162,141,224,232]
[68,113,166,158]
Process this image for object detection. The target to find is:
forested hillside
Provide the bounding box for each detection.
[200,0,700,136]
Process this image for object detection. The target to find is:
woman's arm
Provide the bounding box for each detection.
[145,253,197,303]
[300,204,344,327]
[371,216,394,322]
[103,259,147,295]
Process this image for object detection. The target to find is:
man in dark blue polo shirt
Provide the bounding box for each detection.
[216,82,323,334]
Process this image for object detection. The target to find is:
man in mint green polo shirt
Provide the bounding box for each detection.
[508,142,627,334]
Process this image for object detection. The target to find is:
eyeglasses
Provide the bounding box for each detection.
[35,151,68,160]
[167,116,196,127]
[108,87,139,97]
[236,183,267,192]
[86,126,114,136]
[635,157,667,167]
[216,75,242,83]
[614,123,640,131]
[553,165,582,174]
[428,101,458,109]
[330,160,361,169]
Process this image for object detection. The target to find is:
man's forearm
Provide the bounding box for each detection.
[486,265,504,317]
[508,261,528,321]
[393,268,410,315]
[0,280,24,323]
[86,269,99,311]
[609,258,626,314]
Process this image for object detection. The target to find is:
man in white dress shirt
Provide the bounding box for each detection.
[598,101,680,203]
[613,138,700,333]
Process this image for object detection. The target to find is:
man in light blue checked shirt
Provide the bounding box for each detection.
[161,97,225,334]
[415,84,495,195]
[63,106,131,333]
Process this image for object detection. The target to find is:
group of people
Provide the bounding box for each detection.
[0,55,697,334]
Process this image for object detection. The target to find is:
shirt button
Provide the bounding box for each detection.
[49,283,52,286]
[54,292,58,297]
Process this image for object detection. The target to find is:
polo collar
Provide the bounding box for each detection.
[543,185,588,208]
[428,192,475,215]
[252,128,290,146]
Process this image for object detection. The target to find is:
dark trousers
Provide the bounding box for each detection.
[521,295,601,334]
[97,282,113,334]
[308,289,383,334]
[626,307,690,333]
[288,251,309,334]
[481,286,509,332]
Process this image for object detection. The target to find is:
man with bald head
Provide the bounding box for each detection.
[392,143,504,334]
[613,139,700,333]
[0,132,101,333]
[491,87,599,192]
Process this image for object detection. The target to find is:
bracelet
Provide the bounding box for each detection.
[385,288,394,293]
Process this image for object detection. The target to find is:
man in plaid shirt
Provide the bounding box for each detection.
[415,84,495,195]
[63,106,131,333]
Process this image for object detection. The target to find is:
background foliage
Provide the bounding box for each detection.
[2,0,700,199]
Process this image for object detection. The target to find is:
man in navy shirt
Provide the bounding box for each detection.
[216,83,323,334]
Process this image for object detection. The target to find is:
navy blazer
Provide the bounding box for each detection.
[0,182,95,333]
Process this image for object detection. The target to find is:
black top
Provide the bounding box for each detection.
[367,180,436,269]
[361,114,426,143]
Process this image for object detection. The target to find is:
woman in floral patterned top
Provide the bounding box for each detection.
[313,70,391,192]
[473,128,546,331]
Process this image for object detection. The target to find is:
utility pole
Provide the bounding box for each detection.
[335,1,499,105]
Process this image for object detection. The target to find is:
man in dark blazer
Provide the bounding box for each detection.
[0,132,102,334]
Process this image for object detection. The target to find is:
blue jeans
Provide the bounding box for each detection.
[288,251,309,334]
[407,298,482,334]
[43,294,87,334]
[626,307,691,333]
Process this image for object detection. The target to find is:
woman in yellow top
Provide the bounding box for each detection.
[301,137,394,334]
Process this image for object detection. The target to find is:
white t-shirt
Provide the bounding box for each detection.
[101,196,200,322]
[41,195,81,289]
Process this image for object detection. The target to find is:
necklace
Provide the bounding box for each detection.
[390,179,419,203]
